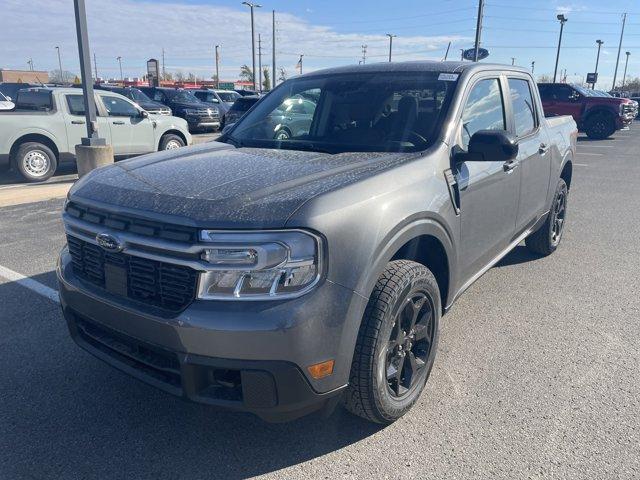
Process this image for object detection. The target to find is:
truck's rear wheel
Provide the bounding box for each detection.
[13,142,57,183]
[343,260,440,424]
[159,134,185,151]
[585,113,616,139]
[525,178,568,256]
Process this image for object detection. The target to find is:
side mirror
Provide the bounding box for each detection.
[139,110,149,118]
[569,92,581,101]
[455,130,518,163]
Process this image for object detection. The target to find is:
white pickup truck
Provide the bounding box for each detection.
[0,87,192,182]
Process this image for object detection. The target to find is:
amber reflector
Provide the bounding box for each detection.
[307,360,335,379]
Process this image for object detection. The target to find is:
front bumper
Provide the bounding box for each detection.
[57,248,366,421]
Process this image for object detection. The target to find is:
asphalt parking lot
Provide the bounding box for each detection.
[1,126,639,479]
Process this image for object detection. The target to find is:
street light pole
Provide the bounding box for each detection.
[553,14,568,83]
[258,34,262,93]
[622,51,631,91]
[511,57,515,65]
[116,56,123,81]
[55,46,63,82]
[215,45,220,89]
[531,61,535,75]
[612,13,627,91]
[593,39,603,89]
[242,2,262,92]
[473,0,485,62]
[386,33,396,62]
[73,0,103,145]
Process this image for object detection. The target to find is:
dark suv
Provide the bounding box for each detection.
[138,87,220,131]
[538,83,636,139]
[221,95,260,129]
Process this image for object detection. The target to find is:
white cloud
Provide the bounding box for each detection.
[0,0,471,81]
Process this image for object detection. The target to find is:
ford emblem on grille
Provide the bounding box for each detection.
[96,233,123,253]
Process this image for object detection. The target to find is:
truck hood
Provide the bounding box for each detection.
[69,141,417,228]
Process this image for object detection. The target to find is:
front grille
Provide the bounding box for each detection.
[192,109,219,120]
[68,235,198,311]
[65,202,199,243]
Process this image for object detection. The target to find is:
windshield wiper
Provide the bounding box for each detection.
[277,142,334,154]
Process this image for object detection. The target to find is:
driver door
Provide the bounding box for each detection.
[99,95,156,155]
[454,76,521,280]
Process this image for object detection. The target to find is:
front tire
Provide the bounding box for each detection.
[343,260,440,424]
[159,134,185,151]
[13,142,57,183]
[585,113,616,139]
[525,178,568,256]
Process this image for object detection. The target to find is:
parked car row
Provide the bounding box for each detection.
[0,87,191,182]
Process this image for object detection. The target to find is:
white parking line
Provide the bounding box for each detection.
[577,145,614,148]
[577,152,604,156]
[574,163,589,167]
[0,264,60,304]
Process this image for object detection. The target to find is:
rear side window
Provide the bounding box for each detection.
[460,78,505,149]
[508,78,536,136]
[66,95,86,115]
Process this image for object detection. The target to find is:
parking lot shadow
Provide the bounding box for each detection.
[0,270,382,480]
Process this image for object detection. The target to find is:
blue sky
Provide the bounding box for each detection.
[2,0,640,88]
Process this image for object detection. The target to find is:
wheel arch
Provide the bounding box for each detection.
[357,218,456,313]
[158,129,188,150]
[583,106,617,124]
[10,133,60,163]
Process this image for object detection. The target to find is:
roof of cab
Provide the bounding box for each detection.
[299,60,531,77]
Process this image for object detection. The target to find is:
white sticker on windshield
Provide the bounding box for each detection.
[438,73,459,81]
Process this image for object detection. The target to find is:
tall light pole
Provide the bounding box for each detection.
[215,45,220,88]
[553,14,568,83]
[612,13,627,91]
[258,34,263,92]
[622,51,631,91]
[593,39,603,89]
[531,61,535,75]
[473,0,485,62]
[242,2,261,91]
[55,46,63,82]
[116,56,123,81]
[386,33,396,62]
[27,58,34,71]
[272,10,276,88]
[511,57,515,65]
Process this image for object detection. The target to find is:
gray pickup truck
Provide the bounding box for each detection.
[0,88,191,182]
[57,62,576,423]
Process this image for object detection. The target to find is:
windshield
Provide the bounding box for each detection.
[224,71,457,153]
[217,91,240,102]
[572,84,595,97]
[164,89,201,103]
[129,89,152,103]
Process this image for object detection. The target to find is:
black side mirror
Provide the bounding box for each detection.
[455,130,518,163]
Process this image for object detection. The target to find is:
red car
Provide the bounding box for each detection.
[538,83,636,139]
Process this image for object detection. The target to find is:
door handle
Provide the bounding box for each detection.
[539,143,550,155]
[112,120,125,125]
[503,160,518,172]
[71,120,85,124]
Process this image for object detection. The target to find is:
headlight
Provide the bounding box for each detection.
[197,230,323,300]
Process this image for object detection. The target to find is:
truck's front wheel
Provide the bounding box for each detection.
[585,112,616,139]
[14,142,57,183]
[343,260,440,424]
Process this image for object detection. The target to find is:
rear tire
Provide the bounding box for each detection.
[13,142,57,183]
[159,134,185,151]
[525,178,568,256]
[585,113,616,139]
[343,260,440,424]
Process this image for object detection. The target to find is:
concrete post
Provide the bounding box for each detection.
[75,144,114,178]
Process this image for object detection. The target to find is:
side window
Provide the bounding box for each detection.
[460,78,505,149]
[102,96,139,117]
[508,78,536,136]
[537,84,551,101]
[554,86,574,101]
[66,95,86,116]
[152,91,164,102]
